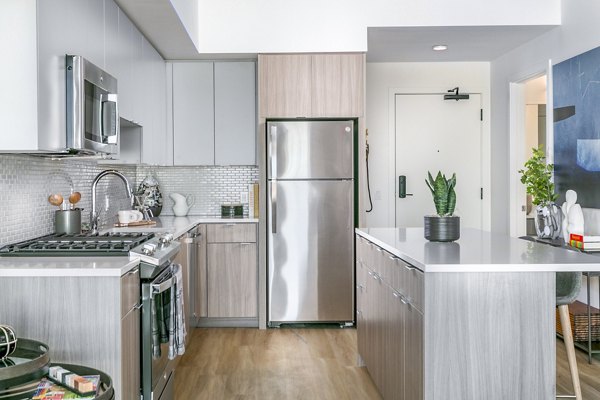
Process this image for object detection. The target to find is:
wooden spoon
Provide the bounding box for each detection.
[48,194,63,208]
[69,192,81,208]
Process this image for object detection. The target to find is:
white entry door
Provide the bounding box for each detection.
[395,93,482,228]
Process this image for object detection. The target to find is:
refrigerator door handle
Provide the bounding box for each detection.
[271,181,277,234]
[270,125,277,179]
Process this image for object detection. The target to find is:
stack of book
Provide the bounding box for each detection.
[569,233,600,252]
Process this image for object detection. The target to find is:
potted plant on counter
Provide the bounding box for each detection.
[424,171,460,242]
[518,147,562,239]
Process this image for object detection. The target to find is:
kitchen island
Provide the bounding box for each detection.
[355,227,600,400]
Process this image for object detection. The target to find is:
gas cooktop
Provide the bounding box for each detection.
[0,232,156,257]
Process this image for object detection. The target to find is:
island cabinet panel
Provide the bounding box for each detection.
[423,272,554,400]
[355,231,556,400]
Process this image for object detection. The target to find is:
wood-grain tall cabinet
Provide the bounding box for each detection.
[258,53,365,118]
[256,53,366,329]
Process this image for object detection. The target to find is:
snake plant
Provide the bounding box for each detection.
[425,171,456,216]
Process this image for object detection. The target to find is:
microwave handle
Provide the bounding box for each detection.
[101,94,118,143]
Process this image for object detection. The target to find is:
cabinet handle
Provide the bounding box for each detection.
[240,242,254,246]
[388,255,398,261]
[376,247,383,253]
[124,268,139,276]
[404,264,416,271]
[357,310,362,315]
[133,302,143,310]
[356,284,365,290]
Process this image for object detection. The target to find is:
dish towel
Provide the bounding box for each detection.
[168,263,186,360]
[151,279,172,359]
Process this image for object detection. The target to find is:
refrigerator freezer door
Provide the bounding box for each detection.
[268,179,354,324]
[267,120,354,180]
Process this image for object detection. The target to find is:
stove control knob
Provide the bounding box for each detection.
[142,243,157,255]
[158,233,174,246]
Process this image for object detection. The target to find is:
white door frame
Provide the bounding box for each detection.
[508,61,553,238]
[388,88,491,230]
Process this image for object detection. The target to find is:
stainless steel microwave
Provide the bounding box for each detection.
[66,55,119,156]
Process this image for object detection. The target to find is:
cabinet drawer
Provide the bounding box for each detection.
[389,256,424,312]
[121,267,140,317]
[207,223,257,243]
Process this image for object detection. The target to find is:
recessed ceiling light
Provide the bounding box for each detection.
[432,45,448,51]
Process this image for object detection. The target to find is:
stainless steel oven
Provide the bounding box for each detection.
[66,55,119,156]
[132,235,181,400]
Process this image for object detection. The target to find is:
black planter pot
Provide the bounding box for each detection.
[424,215,460,242]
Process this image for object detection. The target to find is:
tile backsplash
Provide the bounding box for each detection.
[0,154,258,246]
[0,155,135,246]
[136,165,259,216]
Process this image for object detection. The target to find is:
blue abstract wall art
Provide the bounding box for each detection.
[553,45,600,207]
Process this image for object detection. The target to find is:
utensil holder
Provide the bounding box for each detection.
[55,210,81,234]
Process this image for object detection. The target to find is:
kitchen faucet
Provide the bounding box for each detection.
[90,170,134,233]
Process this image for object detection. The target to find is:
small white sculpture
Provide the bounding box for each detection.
[561,190,577,243]
[568,203,585,237]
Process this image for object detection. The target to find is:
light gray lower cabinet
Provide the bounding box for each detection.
[207,242,257,318]
[356,235,424,400]
[121,306,141,400]
[196,223,258,326]
[195,224,208,319]
[0,269,142,400]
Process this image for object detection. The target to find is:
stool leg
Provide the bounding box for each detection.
[559,304,583,400]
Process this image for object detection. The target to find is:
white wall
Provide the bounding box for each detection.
[365,62,491,229]
[196,0,560,53]
[491,0,600,306]
[491,0,600,236]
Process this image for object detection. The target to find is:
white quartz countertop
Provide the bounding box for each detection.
[108,215,258,238]
[0,215,258,277]
[356,227,600,273]
[0,257,139,277]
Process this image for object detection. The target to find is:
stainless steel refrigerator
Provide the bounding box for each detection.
[267,120,354,326]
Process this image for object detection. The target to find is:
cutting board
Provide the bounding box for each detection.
[114,220,157,228]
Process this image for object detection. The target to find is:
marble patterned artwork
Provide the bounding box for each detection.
[553,46,600,207]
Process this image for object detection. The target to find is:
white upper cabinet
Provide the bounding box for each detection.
[214,62,256,165]
[171,61,257,166]
[172,62,215,166]
[0,0,167,161]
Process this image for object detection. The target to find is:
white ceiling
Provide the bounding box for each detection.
[114,0,558,62]
[367,26,556,62]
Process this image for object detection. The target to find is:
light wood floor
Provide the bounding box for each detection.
[176,328,600,399]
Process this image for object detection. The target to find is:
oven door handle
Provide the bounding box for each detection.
[152,275,174,294]
[151,267,174,294]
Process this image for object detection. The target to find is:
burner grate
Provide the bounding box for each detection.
[0,232,156,257]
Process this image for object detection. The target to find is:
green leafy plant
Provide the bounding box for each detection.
[425,171,456,216]
[518,147,558,206]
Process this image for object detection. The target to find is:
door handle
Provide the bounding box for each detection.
[271,181,277,234]
[398,176,413,198]
[270,125,277,179]
[101,93,118,144]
